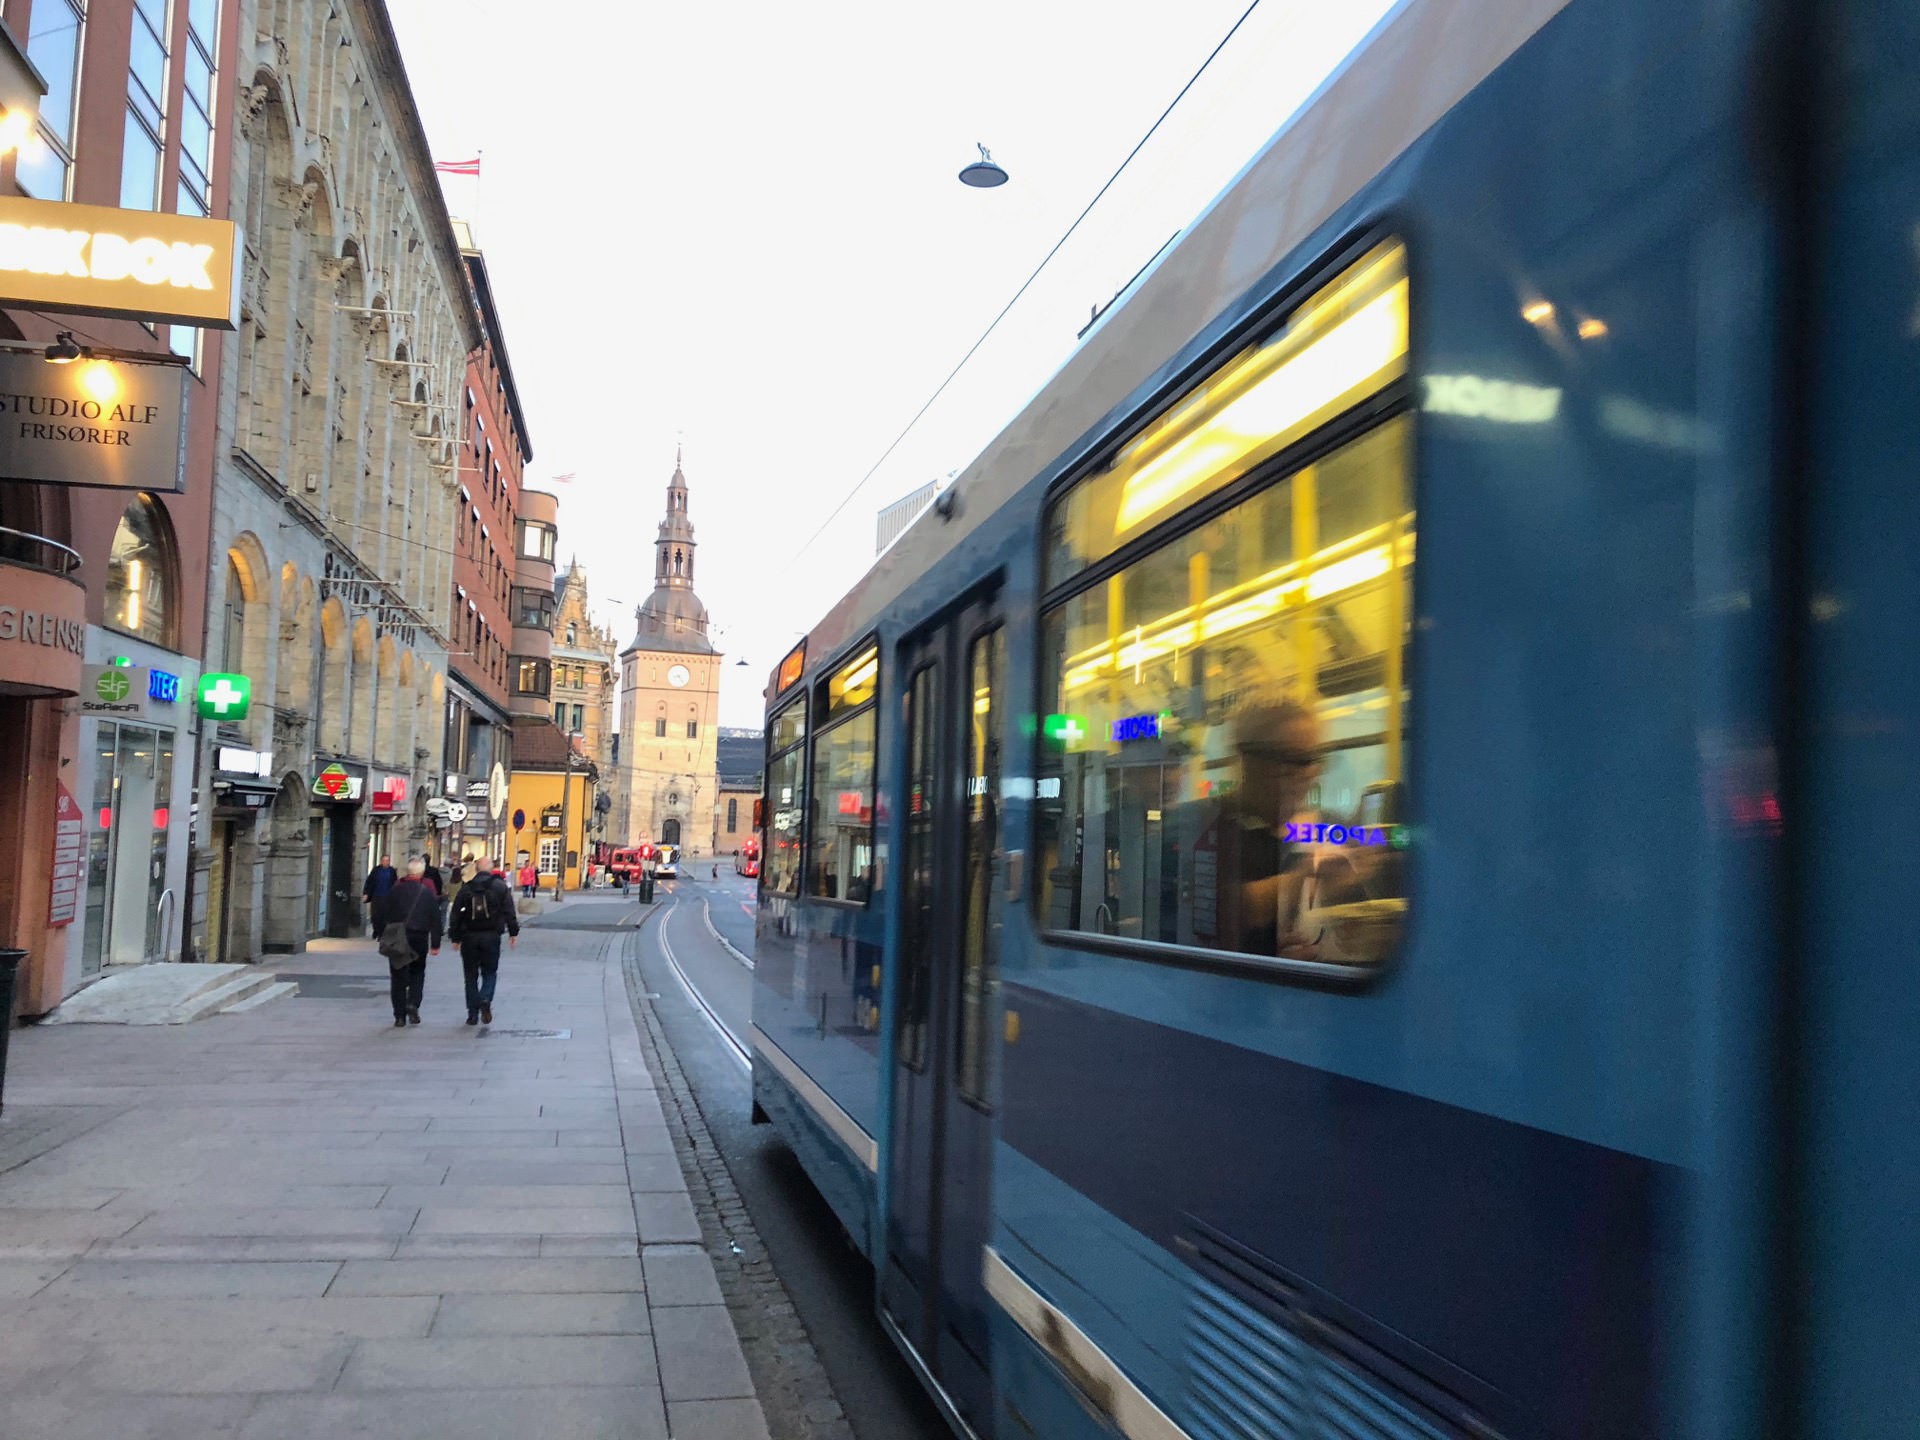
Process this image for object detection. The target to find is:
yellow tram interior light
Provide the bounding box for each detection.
[1112,244,1408,537]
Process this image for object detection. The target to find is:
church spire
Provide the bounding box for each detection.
[655,450,696,588]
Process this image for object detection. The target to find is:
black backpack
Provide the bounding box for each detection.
[454,877,497,935]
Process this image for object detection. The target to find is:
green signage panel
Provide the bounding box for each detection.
[196,671,251,720]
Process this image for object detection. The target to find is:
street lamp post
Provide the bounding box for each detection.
[554,750,577,905]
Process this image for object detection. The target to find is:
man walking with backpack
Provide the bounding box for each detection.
[448,856,520,1026]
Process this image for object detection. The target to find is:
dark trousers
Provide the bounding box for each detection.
[389,932,428,1018]
[461,934,502,1017]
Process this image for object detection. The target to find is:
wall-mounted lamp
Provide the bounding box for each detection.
[43,332,85,365]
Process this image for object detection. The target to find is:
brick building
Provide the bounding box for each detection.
[0,0,246,1011]
[441,219,530,868]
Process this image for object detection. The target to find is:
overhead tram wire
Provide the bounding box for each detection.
[795,0,1264,560]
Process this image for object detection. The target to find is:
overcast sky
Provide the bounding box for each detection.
[385,0,1397,728]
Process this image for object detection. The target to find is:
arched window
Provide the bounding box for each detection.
[223,558,246,670]
[105,495,176,646]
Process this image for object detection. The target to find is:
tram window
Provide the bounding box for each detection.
[765,699,806,897]
[808,711,876,900]
[958,627,1004,1107]
[1045,240,1407,589]
[897,664,937,1072]
[771,702,805,753]
[1035,416,1411,970]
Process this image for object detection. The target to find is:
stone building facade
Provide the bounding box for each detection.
[198,0,482,958]
[614,456,720,857]
[551,560,618,777]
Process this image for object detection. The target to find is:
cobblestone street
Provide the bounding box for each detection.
[0,918,768,1440]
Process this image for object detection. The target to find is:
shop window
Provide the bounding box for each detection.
[106,494,177,646]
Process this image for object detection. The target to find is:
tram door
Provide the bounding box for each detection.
[885,599,1005,1431]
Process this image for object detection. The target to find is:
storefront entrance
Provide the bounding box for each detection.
[80,722,176,974]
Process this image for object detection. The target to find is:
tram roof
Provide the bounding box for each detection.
[769,0,1570,702]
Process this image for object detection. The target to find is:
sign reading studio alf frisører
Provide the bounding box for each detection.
[0,195,243,329]
[0,350,187,493]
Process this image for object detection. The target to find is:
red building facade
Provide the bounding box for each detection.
[442,222,531,865]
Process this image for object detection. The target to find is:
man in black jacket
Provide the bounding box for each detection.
[376,859,442,1027]
[448,857,520,1026]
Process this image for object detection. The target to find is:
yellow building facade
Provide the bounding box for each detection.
[502,720,598,895]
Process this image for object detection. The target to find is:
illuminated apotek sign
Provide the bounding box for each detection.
[0,196,242,329]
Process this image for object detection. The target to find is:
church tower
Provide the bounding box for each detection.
[614,452,722,854]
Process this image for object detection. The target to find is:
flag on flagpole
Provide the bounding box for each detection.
[434,157,481,176]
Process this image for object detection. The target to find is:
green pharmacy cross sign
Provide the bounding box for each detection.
[196,672,251,721]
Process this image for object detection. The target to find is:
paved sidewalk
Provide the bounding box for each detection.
[0,918,769,1440]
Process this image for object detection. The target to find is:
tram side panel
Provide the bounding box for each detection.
[990,5,1768,1440]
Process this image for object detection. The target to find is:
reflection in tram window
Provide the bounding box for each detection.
[765,699,806,896]
[958,628,1004,1106]
[810,644,879,901]
[897,665,938,1073]
[1036,416,1411,969]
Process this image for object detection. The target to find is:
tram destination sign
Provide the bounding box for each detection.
[0,195,243,329]
[0,350,187,492]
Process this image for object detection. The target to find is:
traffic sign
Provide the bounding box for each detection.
[512,808,525,831]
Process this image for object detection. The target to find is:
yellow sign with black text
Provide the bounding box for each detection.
[0,196,242,329]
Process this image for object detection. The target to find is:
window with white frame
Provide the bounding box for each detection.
[538,837,561,875]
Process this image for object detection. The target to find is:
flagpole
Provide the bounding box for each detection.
[474,148,483,244]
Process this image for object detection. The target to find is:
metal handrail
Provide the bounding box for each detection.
[0,525,82,576]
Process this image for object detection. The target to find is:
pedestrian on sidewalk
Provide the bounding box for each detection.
[375,859,442,1027]
[422,851,446,931]
[519,861,538,899]
[361,854,396,938]
[449,856,520,1026]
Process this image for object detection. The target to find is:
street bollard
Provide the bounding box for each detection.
[0,949,23,1114]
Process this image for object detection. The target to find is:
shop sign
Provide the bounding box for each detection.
[465,780,489,799]
[80,662,156,716]
[0,599,85,654]
[369,774,408,813]
[48,780,82,927]
[196,672,251,720]
[0,195,243,329]
[0,350,189,493]
[489,761,509,821]
[541,806,562,832]
[216,745,272,775]
[311,762,363,802]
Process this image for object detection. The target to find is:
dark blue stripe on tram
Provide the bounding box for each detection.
[999,981,1671,1439]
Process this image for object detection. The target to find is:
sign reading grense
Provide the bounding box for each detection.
[0,350,187,492]
[0,195,243,329]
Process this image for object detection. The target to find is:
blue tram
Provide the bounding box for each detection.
[751,0,1920,1434]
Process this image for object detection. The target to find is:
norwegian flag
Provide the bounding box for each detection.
[434,157,481,176]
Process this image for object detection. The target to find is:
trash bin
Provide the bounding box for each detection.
[0,949,23,1114]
